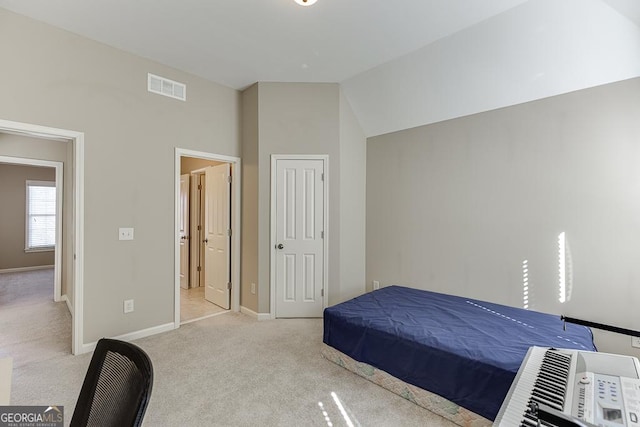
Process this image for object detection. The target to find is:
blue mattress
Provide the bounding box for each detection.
[323,285,596,421]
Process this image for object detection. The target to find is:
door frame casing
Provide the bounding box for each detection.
[270,154,329,319]
[179,173,190,289]
[174,148,241,327]
[189,171,204,289]
[0,118,85,355]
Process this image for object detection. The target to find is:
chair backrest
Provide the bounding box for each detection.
[70,338,153,427]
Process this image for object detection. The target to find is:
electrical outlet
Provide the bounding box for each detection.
[372,280,380,290]
[124,299,134,313]
[251,283,256,295]
[119,227,134,240]
[632,336,640,348]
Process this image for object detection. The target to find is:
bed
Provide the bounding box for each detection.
[322,285,596,425]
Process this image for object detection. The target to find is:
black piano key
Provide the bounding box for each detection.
[531,389,564,409]
[535,376,566,396]
[531,395,563,411]
[533,378,566,399]
[503,350,573,427]
[523,403,561,427]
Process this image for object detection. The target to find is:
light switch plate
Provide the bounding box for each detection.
[124,299,134,313]
[119,228,134,240]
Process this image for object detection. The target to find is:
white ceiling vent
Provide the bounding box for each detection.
[148,73,186,101]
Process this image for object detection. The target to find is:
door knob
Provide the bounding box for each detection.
[203,238,208,244]
[276,243,284,250]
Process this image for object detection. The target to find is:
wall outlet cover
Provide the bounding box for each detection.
[632,336,640,348]
[119,227,134,240]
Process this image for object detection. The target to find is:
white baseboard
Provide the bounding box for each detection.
[240,306,272,321]
[79,322,175,354]
[61,295,73,316]
[0,265,54,274]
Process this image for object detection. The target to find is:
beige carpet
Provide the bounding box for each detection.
[0,269,71,368]
[1,270,456,426]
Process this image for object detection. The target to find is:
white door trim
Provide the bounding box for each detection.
[270,154,329,318]
[174,148,241,328]
[189,171,203,289]
[0,156,63,302]
[179,174,190,289]
[0,118,85,355]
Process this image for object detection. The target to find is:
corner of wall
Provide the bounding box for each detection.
[336,89,367,304]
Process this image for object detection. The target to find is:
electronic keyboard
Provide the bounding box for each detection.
[494,346,640,426]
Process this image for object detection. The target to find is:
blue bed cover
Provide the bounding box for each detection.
[323,285,596,421]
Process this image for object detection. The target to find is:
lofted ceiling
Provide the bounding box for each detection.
[0,0,530,89]
[0,0,639,136]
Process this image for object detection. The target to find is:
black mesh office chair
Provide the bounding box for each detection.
[70,338,154,427]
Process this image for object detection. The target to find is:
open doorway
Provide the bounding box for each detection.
[0,118,85,355]
[0,159,68,364]
[0,158,62,299]
[174,149,241,326]
[181,157,230,322]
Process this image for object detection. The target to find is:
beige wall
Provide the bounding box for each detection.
[366,77,640,356]
[1,10,366,338]
[0,134,72,298]
[0,163,56,269]
[257,83,340,313]
[0,9,241,344]
[241,84,259,312]
[338,92,367,303]
[241,82,367,313]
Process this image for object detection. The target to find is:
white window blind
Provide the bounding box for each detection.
[26,180,56,250]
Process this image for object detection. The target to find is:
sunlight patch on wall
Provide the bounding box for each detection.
[522,259,529,309]
[558,232,567,303]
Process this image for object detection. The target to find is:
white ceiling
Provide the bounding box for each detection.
[342,0,640,136]
[602,0,640,27]
[1,0,639,137]
[0,0,530,89]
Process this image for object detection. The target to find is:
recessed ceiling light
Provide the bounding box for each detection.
[295,0,318,6]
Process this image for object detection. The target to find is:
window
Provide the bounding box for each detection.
[25,180,56,251]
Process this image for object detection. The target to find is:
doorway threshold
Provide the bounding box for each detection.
[180,310,230,326]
